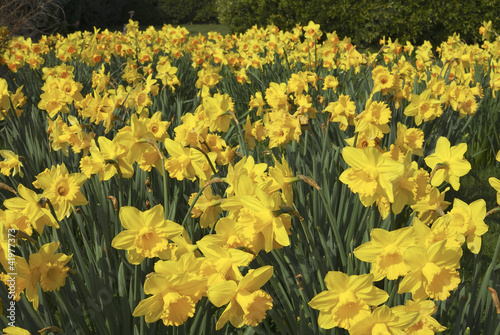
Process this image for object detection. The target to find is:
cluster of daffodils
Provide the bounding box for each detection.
[309,137,496,334]
[0,162,86,310]
[339,136,473,218]
[0,17,499,334]
[0,78,26,121]
[111,153,301,327]
[306,24,500,333]
[308,271,441,333]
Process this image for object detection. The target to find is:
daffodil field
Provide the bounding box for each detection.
[1,19,500,334]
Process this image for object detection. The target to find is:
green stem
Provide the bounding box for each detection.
[228,111,248,157]
[474,228,500,314]
[161,155,169,219]
[390,209,395,230]
[181,183,209,227]
[236,122,248,157]
[369,205,376,231]
[118,177,124,214]
[317,191,347,267]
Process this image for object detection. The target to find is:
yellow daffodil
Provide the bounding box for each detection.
[35,163,88,221]
[488,177,500,205]
[413,216,462,249]
[156,60,180,91]
[143,111,171,141]
[309,271,389,329]
[203,93,234,133]
[221,185,292,253]
[323,75,339,91]
[354,227,415,280]
[248,91,266,116]
[404,89,442,126]
[264,109,301,148]
[479,20,493,40]
[447,198,488,254]
[201,133,235,165]
[79,147,111,181]
[349,305,419,335]
[91,65,110,93]
[265,82,289,111]
[200,217,251,251]
[0,78,11,113]
[195,65,222,90]
[424,137,471,190]
[164,138,217,182]
[98,136,135,178]
[243,116,265,150]
[394,123,424,156]
[76,91,115,131]
[0,150,23,178]
[392,299,446,334]
[323,94,357,131]
[207,265,274,330]
[16,242,72,310]
[0,84,26,120]
[3,184,58,235]
[355,100,392,139]
[287,72,309,96]
[390,157,421,215]
[372,66,395,94]
[188,187,222,229]
[133,265,206,326]
[339,146,404,206]
[113,114,157,164]
[411,186,450,225]
[399,240,462,300]
[112,205,184,264]
[268,156,299,206]
[173,112,208,148]
[303,21,322,40]
[196,242,254,286]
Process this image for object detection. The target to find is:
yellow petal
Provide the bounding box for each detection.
[239,265,273,291]
[2,327,31,335]
[111,230,137,250]
[207,280,237,307]
[342,147,367,169]
[119,206,143,230]
[133,295,163,322]
[309,290,339,311]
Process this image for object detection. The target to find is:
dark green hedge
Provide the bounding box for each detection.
[216,0,500,46]
[65,0,130,32]
[157,0,218,25]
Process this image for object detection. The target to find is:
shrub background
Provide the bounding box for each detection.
[216,0,500,46]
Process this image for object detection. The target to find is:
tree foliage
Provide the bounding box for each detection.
[216,0,500,46]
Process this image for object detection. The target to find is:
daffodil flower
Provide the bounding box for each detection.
[308,271,389,329]
[424,137,471,191]
[207,265,274,330]
[112,205,184,264]
[35,163,88,221]
[349,305,419,335]
[339,146,404,206]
